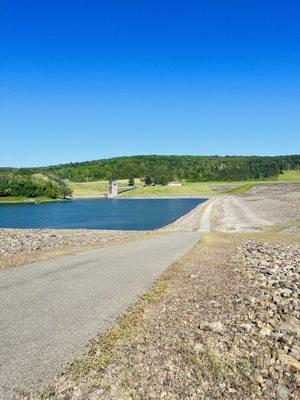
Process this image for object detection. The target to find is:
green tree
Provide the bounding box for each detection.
[153,175,169,185]
[144,175,152,186]
[1,155,300,184]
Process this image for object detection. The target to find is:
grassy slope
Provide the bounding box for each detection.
[120,171,300,197]
[68,170,300,198]
[0,196,62,204]
[224,171,300,194]
[223,183,256,194]
[277,170,300,182]
[119,182,216,197]
[3,171,296,201]
[0,196,29,203]
[68,181,109,197]
[69,179,145,197]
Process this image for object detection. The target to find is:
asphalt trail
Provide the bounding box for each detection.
[0,231,201,399]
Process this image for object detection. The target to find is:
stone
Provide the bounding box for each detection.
[289,345,300,361]
[240,323,252,332]
[278,351,300,373]
[260,325,272,337]
[193,343,205,354]
[277,320,300,336]
[200,321,225,334]
[275,384,290,400]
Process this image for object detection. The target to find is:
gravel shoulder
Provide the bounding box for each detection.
[213,183,300,234]
[161,199,210,231]
[34,233,300,400]
[0,229,153,270]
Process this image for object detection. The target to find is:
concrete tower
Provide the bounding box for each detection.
[108,180,118,198]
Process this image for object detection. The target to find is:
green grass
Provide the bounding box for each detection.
[119,181,216,197]
[1,171,298,203]
[67,170,300,198]
[0,196,61,204]
[0,196,29,203]
[68,179,145,197]
[223,183,255,194]
[219,170,300,195]
[68,181,109,197]
[277,170,300,182]
[118,178,145,188]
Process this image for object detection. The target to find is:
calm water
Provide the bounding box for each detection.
[0,198,205,230]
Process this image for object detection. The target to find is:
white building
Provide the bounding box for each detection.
[167,181,182,187]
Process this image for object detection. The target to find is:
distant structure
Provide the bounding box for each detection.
[108,180,118,198]
[167,181,182,187]
[107,180,136,197]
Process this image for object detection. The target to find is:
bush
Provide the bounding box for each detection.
[144,176,152,186]
[0,173,72,199]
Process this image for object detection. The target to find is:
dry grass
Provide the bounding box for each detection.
[68,181,108,197]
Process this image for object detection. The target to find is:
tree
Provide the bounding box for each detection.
[144,175,152,186]
[128,176,135,186]
[0,173,73,199]
[153,175,169,185]
[59,184,72,198]
[1,155,299,184]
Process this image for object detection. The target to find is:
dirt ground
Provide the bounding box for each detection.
[212,183,300,234]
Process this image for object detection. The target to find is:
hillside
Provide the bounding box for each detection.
[1,155,299,182]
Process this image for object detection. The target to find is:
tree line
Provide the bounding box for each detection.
[1,155,299,183]
[0,173,72,199]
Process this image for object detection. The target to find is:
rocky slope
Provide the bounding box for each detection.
[0,229,148,269]
[213,183,300,234]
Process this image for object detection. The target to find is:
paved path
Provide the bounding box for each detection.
[0,232,201,399]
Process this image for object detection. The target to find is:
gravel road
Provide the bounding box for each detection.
[0,231,201,399]
[213,183,300,234]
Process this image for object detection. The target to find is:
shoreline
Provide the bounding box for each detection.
[0,197,69,204]
[0,199,207,269]
[159,197,211,231]
[72,195,214,200]
[117,195,214,199]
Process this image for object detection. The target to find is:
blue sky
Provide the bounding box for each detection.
[0,1,299,167]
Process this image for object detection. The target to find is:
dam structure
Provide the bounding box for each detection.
[108,180,135,198]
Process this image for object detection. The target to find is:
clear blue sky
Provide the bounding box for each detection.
[1,1,299,167]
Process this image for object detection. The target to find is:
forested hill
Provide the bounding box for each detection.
[2,155,300,182]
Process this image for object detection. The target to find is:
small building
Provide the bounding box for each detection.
[167,181,182,187]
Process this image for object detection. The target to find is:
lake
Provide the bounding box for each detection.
[0,198,205,230]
